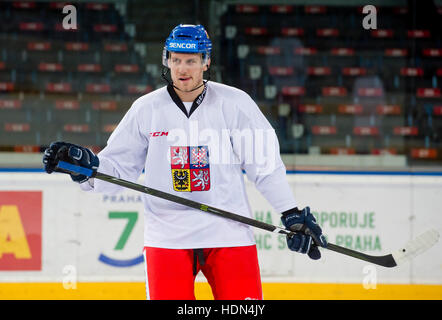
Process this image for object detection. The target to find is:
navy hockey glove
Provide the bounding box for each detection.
[281,206,327,260]
[43,141,99,183]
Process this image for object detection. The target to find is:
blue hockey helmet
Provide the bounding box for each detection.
[162,24,212,67]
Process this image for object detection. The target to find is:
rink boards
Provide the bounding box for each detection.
[0,171,441,299]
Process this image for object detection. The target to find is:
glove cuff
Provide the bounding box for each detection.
[85,148,100,169]
[281,207,302,218]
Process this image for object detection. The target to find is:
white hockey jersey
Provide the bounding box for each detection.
[81,81,297,249]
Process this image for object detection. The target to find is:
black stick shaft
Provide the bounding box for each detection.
[94,172,290,235]
[93,172,396,267]
[55,161,397,268]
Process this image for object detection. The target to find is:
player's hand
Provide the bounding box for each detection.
[43,141,99,183]
[281,206,327,260]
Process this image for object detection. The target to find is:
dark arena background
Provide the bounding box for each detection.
[0,0,441,300]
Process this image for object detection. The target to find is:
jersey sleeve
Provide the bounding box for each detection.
[80,100,149,194]
[230,92,297,213]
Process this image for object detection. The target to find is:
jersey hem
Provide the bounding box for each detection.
[143,240,256,249]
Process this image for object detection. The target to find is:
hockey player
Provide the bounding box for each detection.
[43,24,327,300]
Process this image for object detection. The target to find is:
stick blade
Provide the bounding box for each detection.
[392,229,440,266]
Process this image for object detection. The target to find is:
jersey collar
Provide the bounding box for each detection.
[167,83,208,118]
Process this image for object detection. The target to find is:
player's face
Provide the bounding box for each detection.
[168,52,209,92]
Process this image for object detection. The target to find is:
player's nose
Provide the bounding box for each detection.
[177,66,189,75]
[177,63,190,73]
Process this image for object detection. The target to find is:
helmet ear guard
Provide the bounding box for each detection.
[202,53,210,68]
[162,46,169,68]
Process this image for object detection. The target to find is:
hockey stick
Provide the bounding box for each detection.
[56,161,440,268]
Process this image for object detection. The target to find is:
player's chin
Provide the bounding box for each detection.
[177,81,195,91]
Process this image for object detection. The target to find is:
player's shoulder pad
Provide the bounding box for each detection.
[207,81,256,110]
[130,85,168,111]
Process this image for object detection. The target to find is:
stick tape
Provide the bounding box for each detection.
[57,161,94,177]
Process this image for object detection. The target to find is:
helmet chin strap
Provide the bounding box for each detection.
[161,67,211,93]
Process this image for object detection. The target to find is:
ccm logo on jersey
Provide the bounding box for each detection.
[150,131,168,137]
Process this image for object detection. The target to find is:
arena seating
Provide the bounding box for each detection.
[0,1,441,164]
[219,4,442,161]
[0,1,151,150]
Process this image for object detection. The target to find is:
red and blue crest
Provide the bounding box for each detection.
[170,146,210,192]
